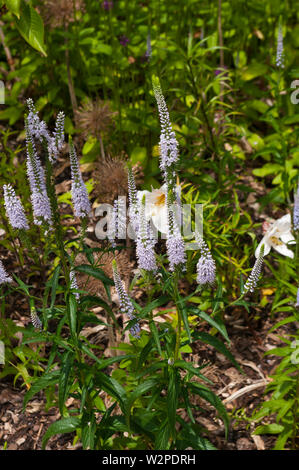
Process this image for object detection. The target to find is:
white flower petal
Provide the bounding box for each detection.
[280,231,296,244]
[272,242,294,258]
[151,206,168,234]
[255,238,271,258]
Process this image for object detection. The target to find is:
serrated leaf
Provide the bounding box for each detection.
[42,417,81,449]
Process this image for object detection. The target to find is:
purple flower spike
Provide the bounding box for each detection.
[119,35,129,46]
[294,185,299,231]
[0,260,12,285]
[112,260,140,338]
[102,1,113,10]
[136,197,157,272]
[3,184,29,230]
[244,246,264,293]
[69,139,91,218]
[195,233,216,286]
[25,125,52,226]
[166,193,185,271]
[152,78,179,177]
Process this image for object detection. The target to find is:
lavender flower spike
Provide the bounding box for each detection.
[69,138,91,218]
[166,192,186,271]
[70,270,80,300]
[136,196,157,272]
[25,123,52,226]
[127,166,139,235]
[30,306,42,330]
[195,232,216,286]
[293,185,299,231]
[0,260,12,285]
[3,184,29,230]
[112,260,140,338]
[276,24,284,69]
[244,245,264,293]
[295,288,299,308]
[152,76,179,175]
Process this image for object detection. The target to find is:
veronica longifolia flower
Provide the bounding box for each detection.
[294,186,299,231]
[26,99,65,163]
[3,184,29,230]
[195,233,216,286]
[25,125,52,226]
[30,307,42,330]
[152,77,179,177]
[276,24,284,69]
[70,270,80,300]
[166,192,186,272]
[0,260,12,285]
[136,196,157,272]
[69,139,91,218]
[244,245,264,293]
[128,167,139,234]
[255,214,295,259]
[112,260,140,338]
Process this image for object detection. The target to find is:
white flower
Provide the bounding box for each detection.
[137,183,181,234]
[255,214,296,259]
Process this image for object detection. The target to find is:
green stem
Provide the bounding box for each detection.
[173,272,182,362]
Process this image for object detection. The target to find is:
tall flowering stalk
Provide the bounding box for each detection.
[166,192,186,272]
[70,270,80,300]
[152,76,179,192]
[276,23,284,69]
[0,260,12,285]
[69,137,91,219]
[136,196,157,272]
[112,260,140,338]
[244,245,264,293]
[26,99,65,163]
[294,185,299,232]
[127,166,139,235]
[30,306,42,330]
[25,121,52,226]
[195,233,216,286]
[3,184,29,230]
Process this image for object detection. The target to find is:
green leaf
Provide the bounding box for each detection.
[193,331,242,372]
[58,351,74,414]
[94,371,127,410]
[42,417,81,449]
[149,320,162,356]
[253,423,284,435]
[6,0,21,18]
[188,382,229,438]
[81,412,96,449]
[67,294,77,343]
[193,309,230,343]
[15,2,47,56]
[180,306,191,342]
[167,368,180,437]
[75,264,113,285]
[126,379,160,417]
[174,360,213,384]
[155,421,171,450]
[23,370,60,410]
